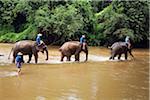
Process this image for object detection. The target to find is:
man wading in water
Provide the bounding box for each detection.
[15,52,24,75]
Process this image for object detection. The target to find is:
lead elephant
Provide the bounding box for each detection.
[8,40,48,63]
[59,41,88,62]
[109,42,134,60]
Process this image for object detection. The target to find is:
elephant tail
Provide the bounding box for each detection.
[8,48,13,59]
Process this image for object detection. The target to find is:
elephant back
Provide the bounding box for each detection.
[14,40,35,54]
[60,41,80,50]
[15,40,35,47]
[111,42,127,49]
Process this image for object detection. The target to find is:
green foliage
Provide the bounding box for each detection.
[0,0,149,47]
[111,0,149,42]
[49,4,84,44]
[0,25,36,42]
[34,5,50,28]
[0,0,17,25]
[94,0,149,46]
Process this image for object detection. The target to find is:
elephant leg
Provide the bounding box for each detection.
[27,54,32,63]
[75,54,79,61]
[60,54,65,62]
[109,56,112,60]
[125,52,128,60]
[34,53,38,63]
[109,51,113,60]
[67,55,71,61]
[111,53,116,60]
[118,54,121,60]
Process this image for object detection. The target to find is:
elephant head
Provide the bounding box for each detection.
[35,42,49,60]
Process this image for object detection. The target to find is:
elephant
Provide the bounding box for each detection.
[109,42,134,60]
[8,40,48,63]
[59,41,88,62]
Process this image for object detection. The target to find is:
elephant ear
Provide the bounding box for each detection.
[35,42,46,51]
[82,43,88,50]
[74,44,82,55]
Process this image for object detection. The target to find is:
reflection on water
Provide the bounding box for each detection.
[0,71,18,78]
[0,43,149,100]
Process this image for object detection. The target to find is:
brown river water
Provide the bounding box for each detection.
[0,43,149,100]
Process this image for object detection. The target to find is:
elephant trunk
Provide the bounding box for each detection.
[85,50,88,61]
[128,49,134,58]
[82,43,88,61]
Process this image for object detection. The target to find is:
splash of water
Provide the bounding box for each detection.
[36,96,46,100]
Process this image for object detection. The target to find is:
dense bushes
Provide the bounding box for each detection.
[0,0,149,47]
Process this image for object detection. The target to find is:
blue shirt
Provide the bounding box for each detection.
[36,36,41,45]
[16,55,23,63]
[80,37,85,43]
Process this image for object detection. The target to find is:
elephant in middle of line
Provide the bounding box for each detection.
[109,42,134,60]
[59,41,88,62]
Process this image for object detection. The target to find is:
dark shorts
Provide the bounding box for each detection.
[16,62,22,68]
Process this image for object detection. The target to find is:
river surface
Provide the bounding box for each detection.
[0,43,149,100]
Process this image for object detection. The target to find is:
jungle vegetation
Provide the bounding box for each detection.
[0,0,149,47]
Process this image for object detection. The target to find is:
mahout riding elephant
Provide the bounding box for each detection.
[8,40,48,63]
[59,41,88,62]
[109,42,134,60]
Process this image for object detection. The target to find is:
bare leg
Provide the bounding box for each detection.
[17,68,21,75]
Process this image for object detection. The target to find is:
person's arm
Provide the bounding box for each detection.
[80,37,83,43]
